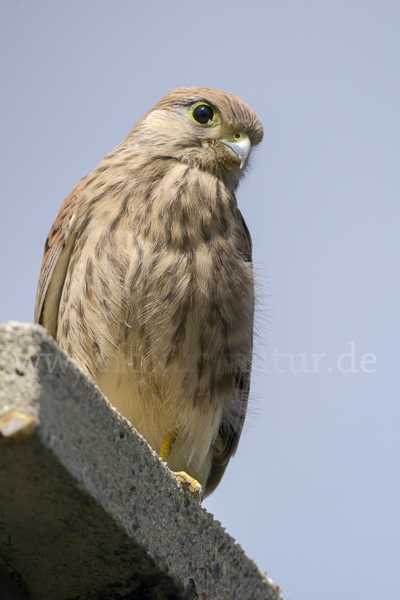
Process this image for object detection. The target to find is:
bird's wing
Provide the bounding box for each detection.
[205,209,254,495]
[34,183,84,336]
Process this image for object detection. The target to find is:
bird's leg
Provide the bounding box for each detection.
[159,429,178,462]
[159,431,204,502]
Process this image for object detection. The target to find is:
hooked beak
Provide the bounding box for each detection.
[220,135,251,169]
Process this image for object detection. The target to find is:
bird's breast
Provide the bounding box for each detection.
[97,216,253,472]
[62,163,254,472]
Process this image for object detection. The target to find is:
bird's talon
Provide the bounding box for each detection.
[175,471,204,502]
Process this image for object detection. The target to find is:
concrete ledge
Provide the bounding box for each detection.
[0,322,282,600]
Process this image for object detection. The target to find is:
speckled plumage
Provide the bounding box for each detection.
[35,87,263,496]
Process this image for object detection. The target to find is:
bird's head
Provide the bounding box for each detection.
[129,87,263,187]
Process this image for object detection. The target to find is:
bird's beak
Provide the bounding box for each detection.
[220,135,251,169]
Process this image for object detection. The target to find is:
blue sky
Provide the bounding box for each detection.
[1,2,399,599]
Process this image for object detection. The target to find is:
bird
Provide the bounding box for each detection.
[34,87,263,500]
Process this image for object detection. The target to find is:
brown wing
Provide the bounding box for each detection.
[205,209,254,496]
[34,183,85,336]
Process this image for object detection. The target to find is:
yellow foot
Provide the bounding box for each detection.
[158,431,204,502]
[174,471,204,502]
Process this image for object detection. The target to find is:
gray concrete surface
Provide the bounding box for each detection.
[0,322,283,600]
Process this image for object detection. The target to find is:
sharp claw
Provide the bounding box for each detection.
[175,471,204,503]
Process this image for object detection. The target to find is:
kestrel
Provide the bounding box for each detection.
[34,87,263,500]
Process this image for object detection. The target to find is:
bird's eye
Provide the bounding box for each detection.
[191,103,215,125]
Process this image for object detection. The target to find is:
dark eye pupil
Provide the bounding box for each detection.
[192,104,214,124]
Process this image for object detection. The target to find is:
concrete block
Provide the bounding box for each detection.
[0,322,282,600]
